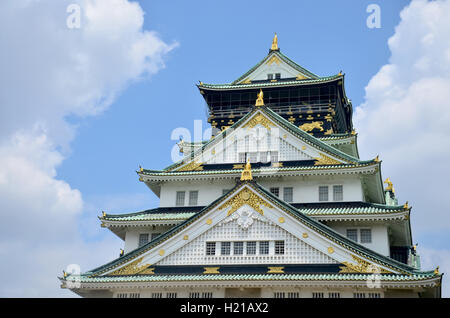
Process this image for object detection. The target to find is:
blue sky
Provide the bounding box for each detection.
[1,0,449,297]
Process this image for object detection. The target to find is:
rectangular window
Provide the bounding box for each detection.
[248,152,257,163]
[312,292,324,298]
[260,151,269,163]
[360,229,372,243]
[166,292,177,298]
[275,241,285,255]
[275,73,281,80]
[333,185,343,201]
[267,74,274,80]
[221,242,231,255]
[239,152,246,163]
[189,190,198,206]
[368,293,381,298]
[151,233,161,240]
[176,191,185,206]
[329,292,340,298]
[287,292,300,298]
[138,233,149,247]
[274,292,285,298]
[353,293,366,298]
[283,187,293,203]
[151,293,163,298]
[206,242,216,256]
[319,186,329,201]
[246,241,256,255]
[270,187,280,197]
[270,151,279,162]
[129,293,140,298]
[189,292,200,298]
[259,241,269,255]
[233,242,244,255]
[116,293,128,298]
[202,292,213,298]
[346,229,358,242]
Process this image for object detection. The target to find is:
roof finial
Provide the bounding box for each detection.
[270,33,278,51]
[240,159,253,181]
[255,89,264,107]
[384,178,395,193]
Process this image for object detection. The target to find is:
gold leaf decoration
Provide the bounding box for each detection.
[267,266,284,274]
[218,188,273,216]
[203,267,220,274]
[177,160,204,172]
[299,121,324,132]
[314,153,342,166]
[339,255,392,274]
[243,113,276,130]
[108,257,153,276]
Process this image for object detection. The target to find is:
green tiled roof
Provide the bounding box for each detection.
[104,212,197,222]
[230,50,320,85]
[72,272,437,284]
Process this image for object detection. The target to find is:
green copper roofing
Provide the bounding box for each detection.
[82,181,425,278]
[231,50,320,85]
[70,272,438,284]
[104,212,196,222]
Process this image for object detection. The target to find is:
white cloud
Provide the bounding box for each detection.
[0,0,176,297]
[354,0,450,296]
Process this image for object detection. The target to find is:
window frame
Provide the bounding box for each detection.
[175,191,186,206]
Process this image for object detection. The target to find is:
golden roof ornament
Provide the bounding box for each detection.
[384,178,395,193]
[270,33,278,51]
[255,89,264,107]
[240,159,253,181]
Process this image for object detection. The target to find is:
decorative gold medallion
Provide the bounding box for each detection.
[328,247,334,254]
[206,219,212,225]
[278,217,285,223]
[159,249,165,256]
[218,187,273,216]
[302,233,309,238]
[203,267,220,274]
[267,266,284,274]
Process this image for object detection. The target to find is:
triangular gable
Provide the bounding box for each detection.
[232,51,319,85]
[93,181,418,277]
[169,106,367,172]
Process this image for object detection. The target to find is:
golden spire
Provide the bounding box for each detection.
[255,89,264,106]
[271,33,278,51]
[240,159,253,181]
[384,178,395,193]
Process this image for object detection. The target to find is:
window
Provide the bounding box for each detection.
[239,152,246,163]
[283,187,293,203]
[234,242,244,255]
[346,229,358,242]
[221,242,231,255]
[275,241,285,255]
[329,292,340,298]
[353,293,366,298]
[129,293,140,298]
[287,292,300,298]
[270,151,279,162]
[189,190,198,206]
[259,241,269,255]
[166,292,177,298]
[151,233,161,240]
[248,152,257,163]
[260,151,269,163]
[275,73,281,80]
[360,229,372,243]
[116,293,128,298]
[274,292,285,298]
[270,187,280,197]
[189,292,200,298]
[151,293,163,298]
[176,191,185,206]
[246,241,256,255]
[319,186,329,201]
[368,293,381,298]
[312,292,324,298]
[202,292,213,298]
[206,242,216,256]
[333,185,343,201]
[138,234,149,247]
[267,74,274,80]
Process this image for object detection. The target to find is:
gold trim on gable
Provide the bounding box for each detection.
[314,153,343,166]
[339,255,392,274]
[243,113,276,130]
[218,187,273,216]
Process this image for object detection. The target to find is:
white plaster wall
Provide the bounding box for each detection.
[159,175,363,207]
[327,222,390,257]
[124,226,173,253]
